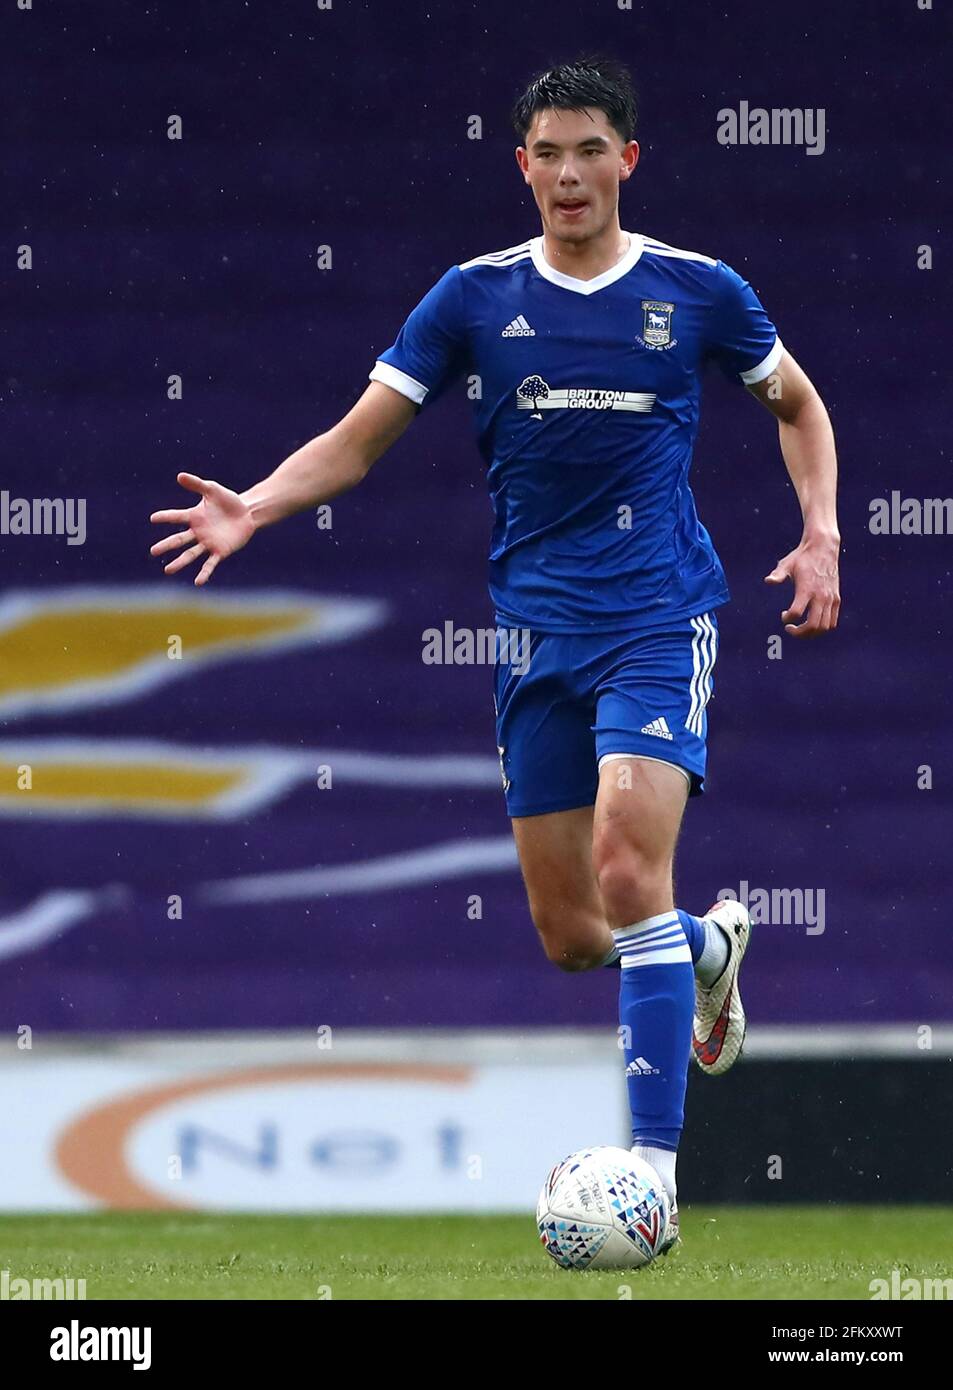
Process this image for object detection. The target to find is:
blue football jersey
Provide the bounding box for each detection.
[369,232,782,633]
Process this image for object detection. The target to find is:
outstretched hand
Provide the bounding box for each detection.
[764,534,841,637]
[149,473,256,586]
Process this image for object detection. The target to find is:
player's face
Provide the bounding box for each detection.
[516,107,638,243]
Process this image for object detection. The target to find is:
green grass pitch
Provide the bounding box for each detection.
[2,1207,950,1300]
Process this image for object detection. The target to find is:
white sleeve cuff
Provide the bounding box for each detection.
[740,336,784,385]
[368,360,428,405]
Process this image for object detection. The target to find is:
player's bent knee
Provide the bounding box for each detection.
[532,909,607,972]
[542,939,606,972]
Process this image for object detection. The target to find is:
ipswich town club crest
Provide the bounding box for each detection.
[639,299,676,349]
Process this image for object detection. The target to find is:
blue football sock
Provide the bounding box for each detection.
[678,907,730,985]
[613,912,695,1151]
[677,907,706,963]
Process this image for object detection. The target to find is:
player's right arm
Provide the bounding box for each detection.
[149,381,416,586]
[151,263,467,585]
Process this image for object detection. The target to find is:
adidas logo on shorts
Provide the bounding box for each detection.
[640,716,674,741]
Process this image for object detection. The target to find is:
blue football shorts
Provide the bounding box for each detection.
[492,610,719,818]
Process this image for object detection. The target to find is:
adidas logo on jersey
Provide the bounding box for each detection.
[640,716,674,741]
[625,1056,661,1076]
[501,315,535,336]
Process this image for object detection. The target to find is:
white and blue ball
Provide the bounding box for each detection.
[537,1145,671,1270]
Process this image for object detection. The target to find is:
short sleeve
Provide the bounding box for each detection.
[704,260,783,385]
[369,266,469,410]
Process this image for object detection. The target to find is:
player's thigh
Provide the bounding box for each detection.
[495,633,603,953]
[511,806,607,958]
[593,755,689,877]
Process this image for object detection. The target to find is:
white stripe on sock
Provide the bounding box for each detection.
[613,914,691,968]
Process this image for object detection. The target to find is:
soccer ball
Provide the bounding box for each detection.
[536,1145,671,1270]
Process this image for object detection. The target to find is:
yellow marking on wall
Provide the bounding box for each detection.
[0,606,315,699]
[0,760,244,808]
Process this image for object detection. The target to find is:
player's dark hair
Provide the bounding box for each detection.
[511,55,638,147]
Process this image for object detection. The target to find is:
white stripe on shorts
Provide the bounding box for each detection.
[686,613,717,737]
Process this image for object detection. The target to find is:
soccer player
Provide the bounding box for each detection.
[150,56,840,1253]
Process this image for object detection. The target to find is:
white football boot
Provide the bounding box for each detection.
[657,1202,680,1257]
[692,898,751,1076]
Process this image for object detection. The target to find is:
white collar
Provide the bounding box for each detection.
[530,231,644,295]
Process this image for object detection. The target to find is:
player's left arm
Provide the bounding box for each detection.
[746,348,841,638]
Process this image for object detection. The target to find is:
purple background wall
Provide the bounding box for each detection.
[2,1,950,1031]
